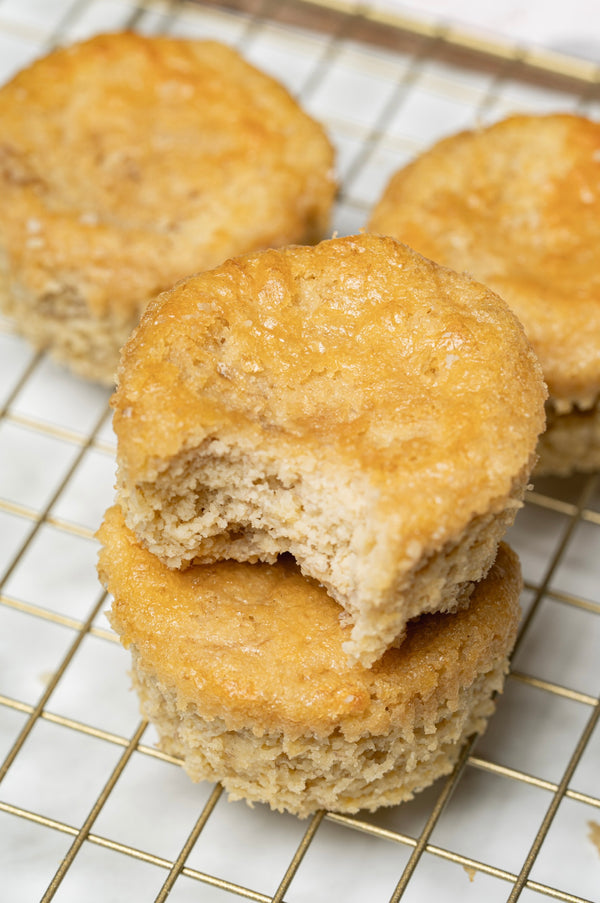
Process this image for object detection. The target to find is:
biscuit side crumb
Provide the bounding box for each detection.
[536,399,600,476]
[131,650,508,818]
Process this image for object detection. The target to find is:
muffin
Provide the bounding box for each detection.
[112,233,545,666]
[98,504,523,818]
[368,113,600,476]
[0,31,335,384]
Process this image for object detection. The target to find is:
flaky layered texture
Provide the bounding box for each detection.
[98,505,522,817]
[113,233,545,666]
[368,113,600,475]
[0,31,335,384]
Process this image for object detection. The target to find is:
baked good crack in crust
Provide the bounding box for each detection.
[98,505,522,817]
[368,113,600,476]
[112,233,545,666]
[0,31,336,384]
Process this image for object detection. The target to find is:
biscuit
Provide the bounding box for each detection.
[98,505,522,817]
[368,113,600,476]
[112,233,545,666]
[0,32,335,384]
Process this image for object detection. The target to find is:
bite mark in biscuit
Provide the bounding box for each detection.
[112,233,545,666]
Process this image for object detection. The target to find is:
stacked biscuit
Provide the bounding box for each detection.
[98,232,547,816]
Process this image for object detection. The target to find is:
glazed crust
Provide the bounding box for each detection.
[113,234,545,493]
[99,504,521,741]
[0,32,335,382]
[368,113,600,411]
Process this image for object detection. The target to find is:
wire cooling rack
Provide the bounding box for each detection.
[0,1,599,901]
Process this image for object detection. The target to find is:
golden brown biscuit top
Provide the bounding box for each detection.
[0,32,335,315]
[99,505,521,740]
[368,114,600,408]
[113,233,545,549]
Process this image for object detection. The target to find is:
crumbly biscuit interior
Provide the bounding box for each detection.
[119,438,530,667]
